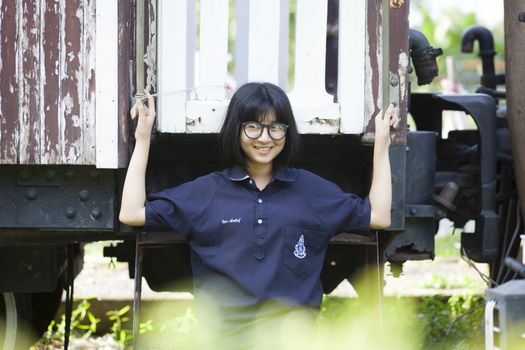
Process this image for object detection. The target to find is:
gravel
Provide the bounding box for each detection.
[33,335,123,350]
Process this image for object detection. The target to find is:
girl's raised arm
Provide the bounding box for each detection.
[369,104,398,229]
[119,90,156,226]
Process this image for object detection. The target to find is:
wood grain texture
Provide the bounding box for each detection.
[1,0,98,165]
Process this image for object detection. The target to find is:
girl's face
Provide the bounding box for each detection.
[240,111,286,171]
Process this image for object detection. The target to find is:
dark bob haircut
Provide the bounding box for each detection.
[219,82,300,169]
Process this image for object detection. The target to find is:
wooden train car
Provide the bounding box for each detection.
[1,0,524,348]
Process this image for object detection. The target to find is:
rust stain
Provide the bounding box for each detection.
[390,0,405,9]
[0,0,19,164]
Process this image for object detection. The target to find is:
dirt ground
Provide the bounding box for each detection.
[74,245,488,301]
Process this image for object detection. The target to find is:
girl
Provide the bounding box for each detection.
[120,82,397,346]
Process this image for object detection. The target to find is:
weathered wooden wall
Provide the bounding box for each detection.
[0,0,96,165]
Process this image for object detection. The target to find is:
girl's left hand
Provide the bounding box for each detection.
[375,104,399,148]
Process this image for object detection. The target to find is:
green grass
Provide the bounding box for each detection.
[35,294,485,349]
[435,232,462,257]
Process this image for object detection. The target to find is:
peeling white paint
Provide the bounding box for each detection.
[71,114,81,127]
[398,51,408,107]
[59,0,66,161]
[62,92,74,114]
[364,37,375,124]
[145,0,157,91]
[39,3,47,164]
[83,0,96,164]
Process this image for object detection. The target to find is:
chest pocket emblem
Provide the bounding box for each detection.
[293,234,307,259]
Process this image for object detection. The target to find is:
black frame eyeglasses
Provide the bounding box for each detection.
[242,122,289,140]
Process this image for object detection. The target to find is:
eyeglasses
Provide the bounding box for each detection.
[242,122,289,140]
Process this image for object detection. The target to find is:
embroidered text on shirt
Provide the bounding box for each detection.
[222,218,242,224]
[294,234,307,259]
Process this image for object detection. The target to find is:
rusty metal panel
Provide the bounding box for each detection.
[0,0,98,165]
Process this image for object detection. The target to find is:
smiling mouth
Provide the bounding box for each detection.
[254,146,272,151]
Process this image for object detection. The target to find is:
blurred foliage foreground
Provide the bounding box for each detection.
[32,291,485,349]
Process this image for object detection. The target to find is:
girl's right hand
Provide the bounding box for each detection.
[130,89,156,141]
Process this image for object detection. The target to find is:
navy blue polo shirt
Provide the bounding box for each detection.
[145,166,370,321]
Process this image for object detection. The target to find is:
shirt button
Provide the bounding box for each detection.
[258,199,263,204]
[257,219,263,224]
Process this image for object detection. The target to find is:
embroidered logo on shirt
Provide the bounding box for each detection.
[221,218,242,224]
[293,234,307,259]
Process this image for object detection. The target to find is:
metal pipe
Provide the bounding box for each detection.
[408,29,442,85]
[461,25,496,89]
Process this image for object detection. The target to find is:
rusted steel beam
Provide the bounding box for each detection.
[0,0,19,163]
[504,0,525,220]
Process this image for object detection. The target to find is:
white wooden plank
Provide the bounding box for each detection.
[278,0,289,89]
[287,0,339,134]
[186,100,228,133]
[157,0,195,133]
[198,0,228,101]
[338,0,366,134]
[292,103,341,134]
[83,0,97,164]
[247,0,280,83]
[234,0,249,86]
[288,0,332,103]
[95,0,118,168]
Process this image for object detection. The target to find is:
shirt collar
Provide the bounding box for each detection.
[225,166,297,183]
[227,166,250,181]
[272,166,297,183]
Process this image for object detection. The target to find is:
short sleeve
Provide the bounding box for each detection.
[296,170,371,234]
[144,176,218,236]
[312,194,371,234]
